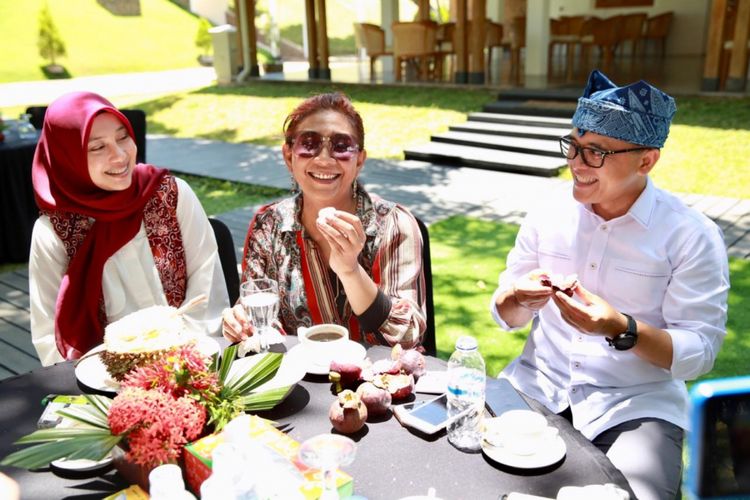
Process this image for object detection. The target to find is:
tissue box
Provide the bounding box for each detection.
[183,416,353,498]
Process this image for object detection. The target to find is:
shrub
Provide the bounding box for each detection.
[37,2,66,66]
[195,17,213,56]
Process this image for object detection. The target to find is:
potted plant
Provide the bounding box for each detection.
[37,2,67,78]
[195,17,213,66]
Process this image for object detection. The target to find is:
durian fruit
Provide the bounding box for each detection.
[99,305,192,380]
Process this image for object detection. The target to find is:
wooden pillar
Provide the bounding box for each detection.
[454,0,468,83]
[245,0,259,76]
[418,0,430,21]
[468,0,486,83]
[727,0,750,91]
[702,0,729,91]
[305,0,318,79]
[315,0,331,80]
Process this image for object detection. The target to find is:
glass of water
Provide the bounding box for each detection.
[240,278,280,353]
[298,434,356,500]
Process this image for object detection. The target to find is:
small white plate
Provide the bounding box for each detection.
[75,336,220,393]
[287,340,367,375]
[50,454,113,472]
[226,351,307,403]
[482,434,566,469]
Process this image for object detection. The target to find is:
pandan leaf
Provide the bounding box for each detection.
[1,435,121,469]
[15,427,112,444]
[218,344,239,384]
[56,399,111,430]
[239,386,292,411]
[225,353,283,396]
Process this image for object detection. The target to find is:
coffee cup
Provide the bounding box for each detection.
[483,409,558,456]
[297,324,349,367]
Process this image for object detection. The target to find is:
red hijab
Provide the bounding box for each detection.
[32,91,167,360]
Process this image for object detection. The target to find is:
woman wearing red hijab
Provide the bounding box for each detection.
[29,91,229,366]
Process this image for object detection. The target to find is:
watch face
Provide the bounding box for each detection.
[613,333,637,351]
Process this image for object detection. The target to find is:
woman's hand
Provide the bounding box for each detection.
[221,304,255,342]
[316,210,366,277]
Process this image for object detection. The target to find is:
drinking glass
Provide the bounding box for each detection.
[298,434,356,500]
[240,278,280,353]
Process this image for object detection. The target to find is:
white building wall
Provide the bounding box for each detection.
[190,0,229,26]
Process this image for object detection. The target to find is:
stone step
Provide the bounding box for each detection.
[482,100,576,118]
[403,142,565,177]
[467,112,572,128]
[431,131,562,157]
[450,120,571,140]
[496,88,581,102]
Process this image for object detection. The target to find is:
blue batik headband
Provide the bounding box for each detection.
[572,70,676,148]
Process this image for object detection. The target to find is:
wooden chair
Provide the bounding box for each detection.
[548,16,586,78]
[436,22,455,80]
[580,15,620,74]
[353,23,392,81]
[392,21,438,82]
[506,16,526,84]
[485,21,505,82]
[642,12,674,57]
[617,13,648,57]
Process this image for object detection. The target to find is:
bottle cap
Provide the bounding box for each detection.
[455,336,478,351]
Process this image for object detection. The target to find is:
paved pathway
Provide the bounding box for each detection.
[148,135,750,259]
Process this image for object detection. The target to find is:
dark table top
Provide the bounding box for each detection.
[0,132,40,264]
[0,340,634,500]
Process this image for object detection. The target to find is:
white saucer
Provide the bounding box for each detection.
[50,454,113,472]
[482,434,566,469]
[287,340,367,375]
[75,336,220,393]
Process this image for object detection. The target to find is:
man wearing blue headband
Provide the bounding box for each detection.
[490,70,729,500]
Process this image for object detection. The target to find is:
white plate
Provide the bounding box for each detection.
[75,336,221,393]
[287,340,367,375]
[482,434,566,469]
[226,351,307,403]
[50,454,113,472]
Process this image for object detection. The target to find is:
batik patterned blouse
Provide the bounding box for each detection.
[241,186,426,349]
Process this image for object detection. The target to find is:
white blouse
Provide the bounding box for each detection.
[29,177,229,366]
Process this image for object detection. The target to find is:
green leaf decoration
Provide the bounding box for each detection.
[218,343,239,384]
[2,434,121,469]
[240,386,292,411]
[225,352,283,396]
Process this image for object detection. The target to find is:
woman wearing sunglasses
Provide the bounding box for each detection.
[222,93,426,349]
[28,91,229,366]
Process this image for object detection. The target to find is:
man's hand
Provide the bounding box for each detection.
[512,269,556,311]
[551,283,626,337]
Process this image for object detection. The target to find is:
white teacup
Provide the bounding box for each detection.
[297,324,349,367]
[484,409,559,456]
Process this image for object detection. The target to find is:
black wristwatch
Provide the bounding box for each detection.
[605,313,638,351]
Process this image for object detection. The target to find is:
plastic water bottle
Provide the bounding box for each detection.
[148,463,196,499]
[446,336,486,452]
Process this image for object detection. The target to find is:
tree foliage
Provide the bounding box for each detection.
[37,2,66,65]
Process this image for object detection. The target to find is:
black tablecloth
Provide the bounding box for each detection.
[0,342,635,500]
[0,136,39,263]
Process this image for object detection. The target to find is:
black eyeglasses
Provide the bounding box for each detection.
[559,135,650,168]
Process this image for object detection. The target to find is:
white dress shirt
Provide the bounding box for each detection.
[490,178,729,439]
[30,177,229,366]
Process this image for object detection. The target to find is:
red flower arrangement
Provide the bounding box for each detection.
[2,343,288,471]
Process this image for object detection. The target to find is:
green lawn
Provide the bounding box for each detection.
[430,216,750,383]
[119,83,750,199]
[179,173,285,216]
[0,0,203,83]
